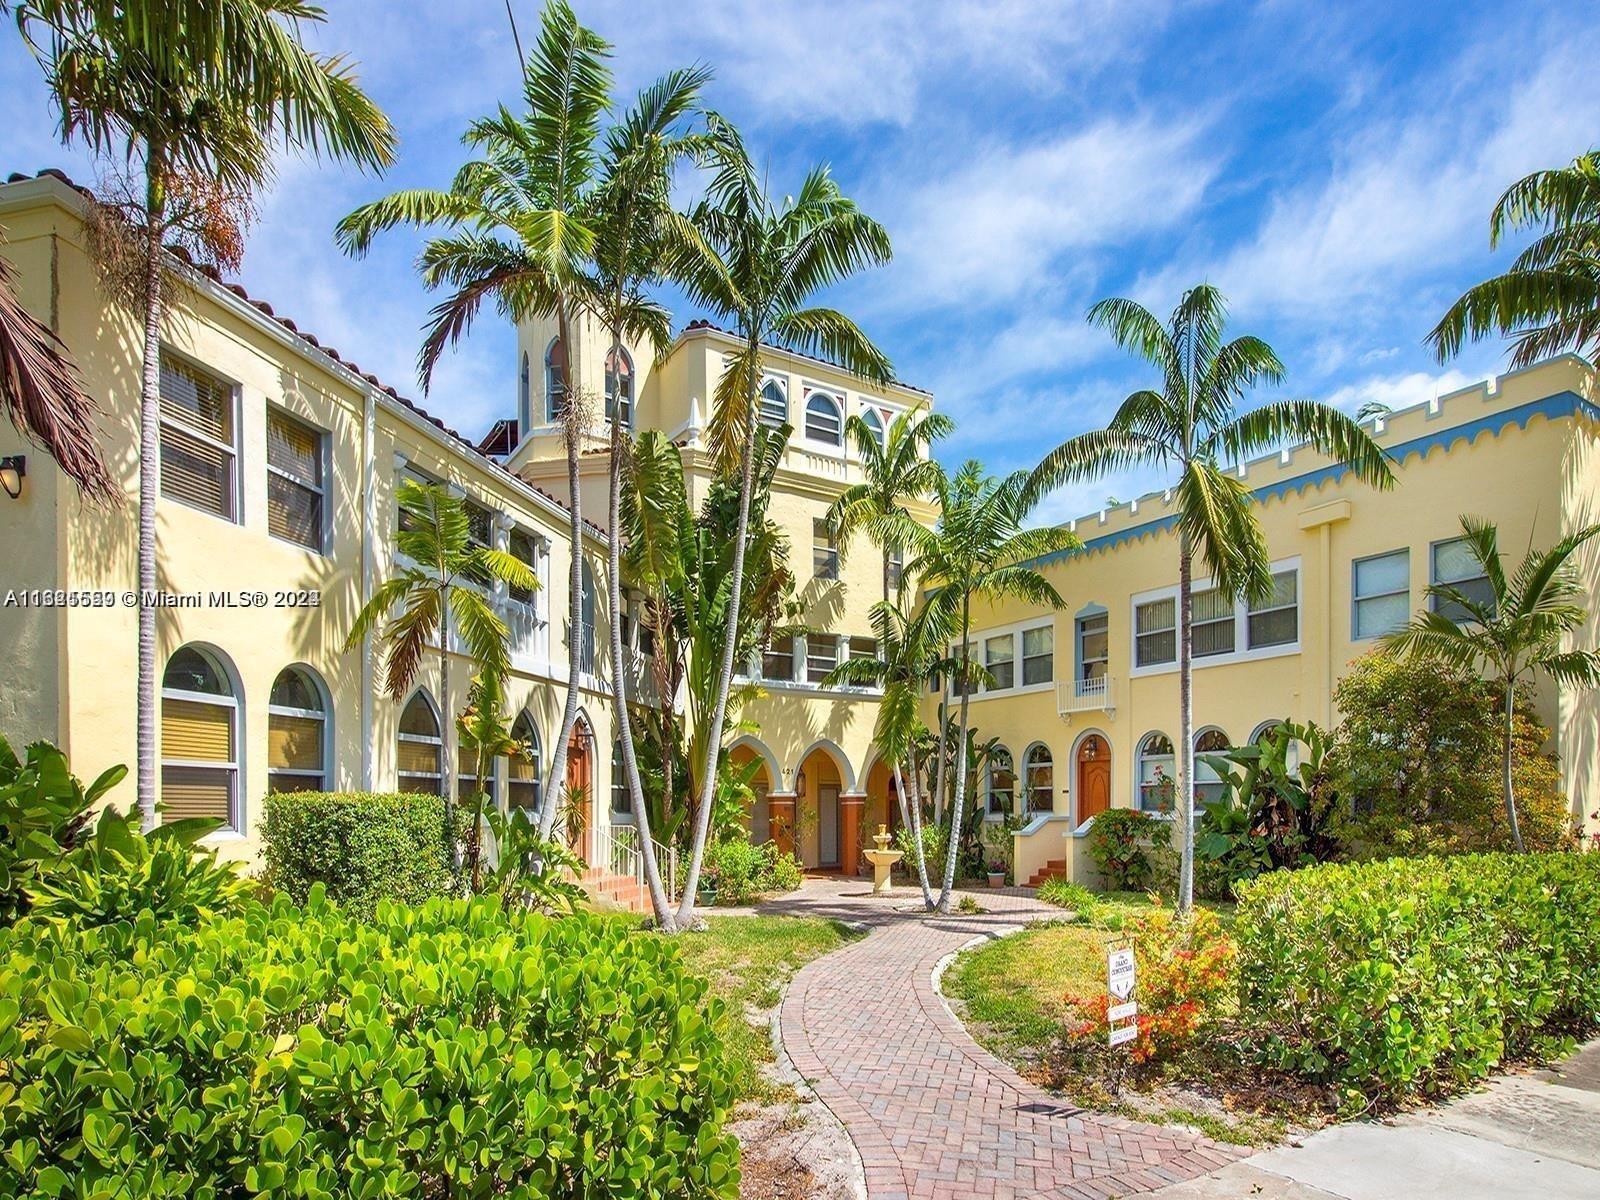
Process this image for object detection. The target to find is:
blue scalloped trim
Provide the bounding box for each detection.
[1027,390,1600,570]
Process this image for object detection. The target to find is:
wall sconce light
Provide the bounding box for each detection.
[0,455,24,500]
[795,768,807,796]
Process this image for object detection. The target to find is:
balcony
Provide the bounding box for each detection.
[1057,675,1115,719]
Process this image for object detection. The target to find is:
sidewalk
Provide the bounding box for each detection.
[1145,1040,1600,1200]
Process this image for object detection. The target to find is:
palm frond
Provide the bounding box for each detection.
[1210,398,1395,489]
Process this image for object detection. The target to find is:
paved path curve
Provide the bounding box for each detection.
[760,878,1244,1200]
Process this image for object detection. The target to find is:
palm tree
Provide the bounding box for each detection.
[0,236,115,502]
[905,462,1076,912]
[588,65,711,928]
[344,480,536,820]
[1025,285,1394,910]
[17,0,395,828]
[1384,516,1600,852]
[1431,151,1600,368]
[671,118,893,926]
[456,669,522,891]
[827,408,952,604]
[826,592,956,907]
[337,0,606,845]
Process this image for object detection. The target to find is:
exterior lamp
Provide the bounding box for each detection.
[795,767,807,796]
[0,455,24,499]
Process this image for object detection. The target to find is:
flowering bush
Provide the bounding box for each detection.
[1061,905,1236,1066]
[1086,808,1170,891]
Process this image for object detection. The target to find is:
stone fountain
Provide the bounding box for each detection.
[860,824,904,896]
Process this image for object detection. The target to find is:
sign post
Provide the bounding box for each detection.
[1106,945,1138,1050]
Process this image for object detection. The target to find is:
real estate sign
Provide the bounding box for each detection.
[1107,946,1138,1048]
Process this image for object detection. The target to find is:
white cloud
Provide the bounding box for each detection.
[883,115,1219,310]
[1165,39,1600,317]
[1318,367,1475,419]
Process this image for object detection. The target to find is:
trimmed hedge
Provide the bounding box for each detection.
[1236,852,1600,1102]
[262,791,454,916]
[0,891,741,1197]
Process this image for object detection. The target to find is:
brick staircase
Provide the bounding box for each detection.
[577,865,649,913]
[1025,858,1068,888]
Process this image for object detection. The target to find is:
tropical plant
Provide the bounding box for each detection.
[1195,720,1341,897]
[904,461,1075,911]
[343,479,536,810]
[1024,285,1394,909]
[1331,653,1574,857]
[1430,150,1600,368]
[1383,516,1600,851]
[455,670,520,891]
[260,790,454,918]
[16,0,395,828]
[0,232,115,501]
[479,804,586,914]
[827,407,952,603]
[825,592,957,906]
[1035,876,1098,919]
[337,0,605,847]
[671,115,893,926]
[0,733,112,925]
[1086,807,1170,892]
[588,64,711,928]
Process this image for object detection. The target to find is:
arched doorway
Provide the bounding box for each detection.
[794,742,850,870]
[729,741,776,846]
[566,717,594,858]
[1076,734,1111,822]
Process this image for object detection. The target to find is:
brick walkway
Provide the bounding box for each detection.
[760,878,1244,1200]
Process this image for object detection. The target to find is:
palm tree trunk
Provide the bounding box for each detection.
[604,333,674,928]
[930,697,950,823]
[538,302,583,847]
[136,164,166,832]
[470,752,488,892]
[1503,677,1525,852]
[439,612,454,872]
[676,347,761,926]
[899,755,935,908]
[937,599,974,912]
[1176,536,1196,913]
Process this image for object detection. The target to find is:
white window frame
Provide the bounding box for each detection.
[397,691,444,797]
[985,746,1015,819]
[984,633,1015,690]
[161,645,243,836]
[1193,727,1230,809]
[1352,548,1410,641]
[953,617,1054,701]
[859,406,885,450]
[1136,731,1176,813]
[158,348,242,525]
[544,337,566,423]
[758,378,788,428]
[1430,535,1495,620]
[266,406,329,554]
[1129,557,1302,677]
[803,389,844,446]
[605,346,634,431]
[1022,742,1054,815]
[805,634,840,685]
[813,518,839,580]
[267,665,329,793]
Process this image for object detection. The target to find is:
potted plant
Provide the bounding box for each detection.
[986,859,1008,888]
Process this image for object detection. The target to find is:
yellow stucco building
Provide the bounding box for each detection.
[3,170,1598,890]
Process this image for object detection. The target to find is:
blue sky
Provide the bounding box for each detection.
[4,0,1598,523]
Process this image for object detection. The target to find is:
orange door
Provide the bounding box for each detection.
[1077,737,1110,821]
[566,730,592,857]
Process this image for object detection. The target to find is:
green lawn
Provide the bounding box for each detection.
[670,914,860,1104]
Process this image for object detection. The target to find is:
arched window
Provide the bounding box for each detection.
[518,351,531,432]
[605,347,633,430]
[544,338,566,422]
[580,560,597,673]
[458,736,499,804]
[1137,733,1175,812]
[161,645,240,829]
[1249,720,1284,746]
[804,391,842,444]
[758,379,787,428]
[268,665,328,793]
[1023,743,1054,814]
[986,746,1015,816]
[1194,728,1230,807]
[508,711,542,813]
[611,737,633,814]
[397,691,443,796]
[860,407,885,450]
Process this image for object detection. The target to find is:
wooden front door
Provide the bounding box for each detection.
[818,784,841,867]
[566,728,592,858]
[1077,736,1110,822]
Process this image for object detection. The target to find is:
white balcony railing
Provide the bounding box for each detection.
[1057,675,1114,718]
